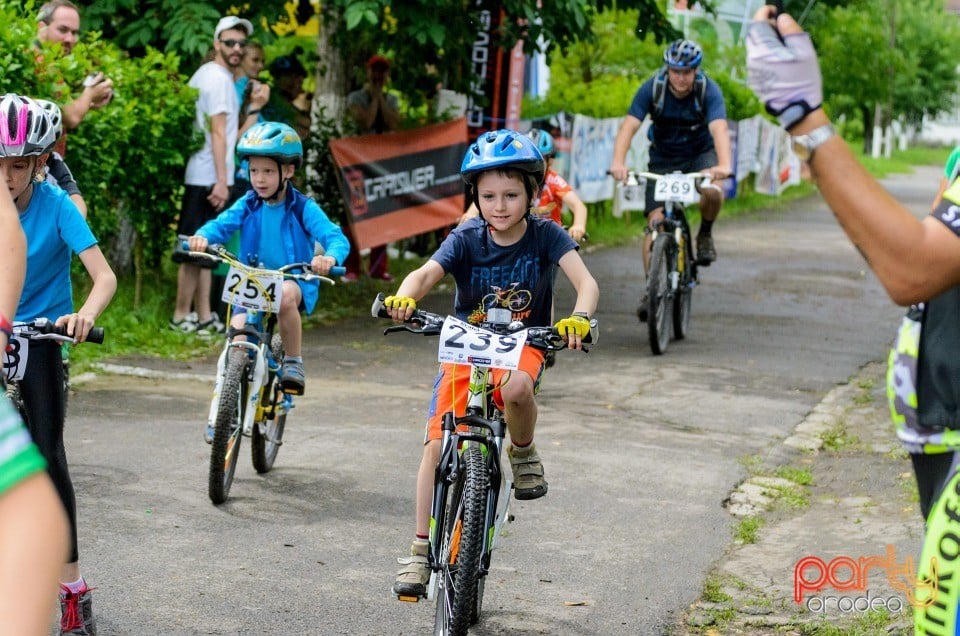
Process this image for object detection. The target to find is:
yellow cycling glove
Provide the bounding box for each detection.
[554,314,591,338]
[384,296,417,312]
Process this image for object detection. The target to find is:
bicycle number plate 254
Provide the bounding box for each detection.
[654,174,699,204]
[438,317,528,370]
[222,265,283,313]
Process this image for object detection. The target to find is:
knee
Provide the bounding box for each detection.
[501,374,535,406]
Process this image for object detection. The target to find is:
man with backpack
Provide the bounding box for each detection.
[609,39,731,316]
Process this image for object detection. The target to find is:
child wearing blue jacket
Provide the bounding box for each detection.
[188,122,350,395]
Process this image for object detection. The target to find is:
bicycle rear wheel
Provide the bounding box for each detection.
[209,349,248,504]
[252,336,286,473]
[673,229,694,340]
[251,386,286,474]
[647,233,673,355]
[434,445,488,636]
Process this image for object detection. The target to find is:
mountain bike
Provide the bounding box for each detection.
[372,293,598,635]
[3,318,104,416]
[629,170,715,355]
[184,244,344,505]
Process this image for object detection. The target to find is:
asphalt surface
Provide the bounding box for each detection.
[60,166,937,635]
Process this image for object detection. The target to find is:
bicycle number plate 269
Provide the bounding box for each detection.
[654,173,699,204]
[437,317,527,370]
[222,265,283,313]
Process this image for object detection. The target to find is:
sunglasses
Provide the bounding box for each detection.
[219,38,248,49]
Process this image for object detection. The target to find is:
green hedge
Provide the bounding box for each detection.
[0,1,198,289]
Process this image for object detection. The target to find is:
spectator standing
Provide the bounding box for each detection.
[36,0,114,132]
[264,49,311,141]
[170,15,268,335]
[344,54,402,282]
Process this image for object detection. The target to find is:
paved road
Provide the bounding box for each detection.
[64,166,936,635]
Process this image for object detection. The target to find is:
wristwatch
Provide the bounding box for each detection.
[791,124,836,162]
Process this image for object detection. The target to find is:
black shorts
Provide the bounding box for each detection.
[644,148,718,215]
[177,184,219,236]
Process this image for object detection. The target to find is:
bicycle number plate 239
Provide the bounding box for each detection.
[654,174,699,204]
[437,317,527,370]
[222,265,283,313]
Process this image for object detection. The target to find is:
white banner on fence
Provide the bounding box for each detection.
[569,114,649,204]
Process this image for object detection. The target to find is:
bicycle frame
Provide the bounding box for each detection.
[208,310,283,439]
[426,362,512,602]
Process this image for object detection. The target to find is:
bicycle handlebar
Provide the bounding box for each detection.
[181,242,346,281]
[13,317,104,345]
[370,293,598,350]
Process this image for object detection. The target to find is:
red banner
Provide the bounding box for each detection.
[329,118,468,251]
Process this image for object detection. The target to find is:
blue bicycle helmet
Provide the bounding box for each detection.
[663,39,702,69]
[460,129,545,196]
[237,121,303,168]
[526,128,555,159]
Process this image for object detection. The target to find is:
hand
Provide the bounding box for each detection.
[56,312,95,343]
[207,182,229,211]
[707,166,731,181]
[249,81,270,109]
[608,164,628,182]
[568,224,587,242]
[746,8,822,131]
[187,235,208,253]
[384,295,416,321]
[554,314,591,350]
[311,255,336,275]
[84,74,114,109]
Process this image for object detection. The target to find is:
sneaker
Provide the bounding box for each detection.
[196,314,225,337]
[697,233,716,265]
[168,316,198,333]
[281,359,305,395]
[204,423,214,444]
[393,540,430,599]
[508,443,548,500]
[59,582,96,636]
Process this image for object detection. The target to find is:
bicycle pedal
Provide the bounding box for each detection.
[395,594,421,603]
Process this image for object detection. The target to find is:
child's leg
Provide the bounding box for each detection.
[499,369,538,445]
[415,440,441,537]
[277,281,303,357]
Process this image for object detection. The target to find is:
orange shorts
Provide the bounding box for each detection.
[424,345,545,442]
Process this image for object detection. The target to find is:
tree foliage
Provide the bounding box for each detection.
[1,0,197,287]
[807,0,960,147]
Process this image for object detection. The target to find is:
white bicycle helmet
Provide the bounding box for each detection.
[0,94,58,158]
[35,99,64,139]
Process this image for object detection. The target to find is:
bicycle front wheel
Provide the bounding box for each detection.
[673,229,694,340]
[252,336,286,473]
[209,349,248,504]
[647,233,673,355]
[434,445,488,636]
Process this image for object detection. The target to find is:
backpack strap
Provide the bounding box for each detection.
[651,67,707,122]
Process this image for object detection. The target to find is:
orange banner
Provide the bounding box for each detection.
[329,118,468,251]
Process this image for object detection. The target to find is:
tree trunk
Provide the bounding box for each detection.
[312,7,347,126]
[861,104,874,155]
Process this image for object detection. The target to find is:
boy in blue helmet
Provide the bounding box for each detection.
[187,121,350,397]
[383,129,600,599]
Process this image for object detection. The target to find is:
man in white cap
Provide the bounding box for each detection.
[170,15,270,336]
